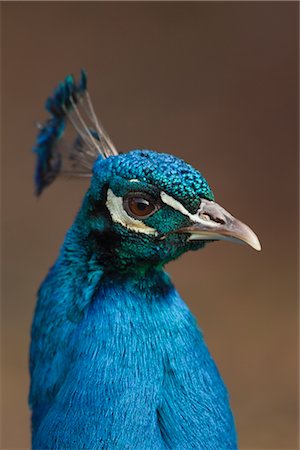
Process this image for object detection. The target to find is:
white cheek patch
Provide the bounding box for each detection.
[106,189,158,236]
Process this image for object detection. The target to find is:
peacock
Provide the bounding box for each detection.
[29,71,261,450]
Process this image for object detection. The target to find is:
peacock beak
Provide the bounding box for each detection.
[179,198,261,251]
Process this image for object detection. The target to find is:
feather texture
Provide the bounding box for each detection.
[32,70,117,195]
[30,74,240,449]
[30,233,237,449]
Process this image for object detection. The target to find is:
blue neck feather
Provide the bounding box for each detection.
[30,220,237,449]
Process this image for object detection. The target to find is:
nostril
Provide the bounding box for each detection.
[200,213,225,225]
[214,216,226,225]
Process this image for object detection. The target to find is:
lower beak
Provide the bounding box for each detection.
[178,199,261,251]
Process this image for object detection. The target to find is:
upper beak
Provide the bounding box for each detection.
[178,198,261,251]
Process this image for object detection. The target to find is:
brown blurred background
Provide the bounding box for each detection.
[2,2,298,449]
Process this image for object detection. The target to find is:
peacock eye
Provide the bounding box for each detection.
[123,193,158,219]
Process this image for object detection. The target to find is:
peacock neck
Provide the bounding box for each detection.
[59,218,169,294]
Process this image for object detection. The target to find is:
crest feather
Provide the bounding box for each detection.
[32,70,117,195]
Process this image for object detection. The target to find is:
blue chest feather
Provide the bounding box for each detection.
[30,260,237,449]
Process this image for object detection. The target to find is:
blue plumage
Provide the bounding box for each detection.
[33,117,65,195]
[32,70,110,196]
[30,72,261,449]
[33,71,88,195]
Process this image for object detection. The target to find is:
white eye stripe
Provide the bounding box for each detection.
[160,191,217,228]
[106,189,215,237]
[106,189,158,236]
[160,192,197,221]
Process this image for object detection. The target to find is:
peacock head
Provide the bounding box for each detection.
[76,149,260,271]
[33,71,261,272]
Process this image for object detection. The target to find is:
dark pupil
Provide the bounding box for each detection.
[128,197,154,217]
[135,199,149,211]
